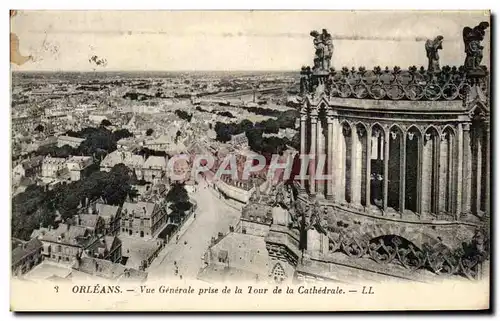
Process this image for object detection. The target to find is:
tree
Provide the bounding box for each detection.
[175,110,192,122]
[146,128,154,136]
[101,119,112,127]
[166,182,189,204]
[112,128,133,141]
[165,183,192,221]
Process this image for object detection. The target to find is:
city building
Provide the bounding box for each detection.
[94,203,122,236]
[120,200,168,239]
[72,257,147,281]
[12,155,44,184]
[41,156,67,178]
[142,156,168,184]
[101,150,145,179]
[57,135,86,148]
[66,156,94,181]
[229,133,249,148]
[32,223,122,265]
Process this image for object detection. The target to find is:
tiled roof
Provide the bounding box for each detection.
[66,156,93,171]
[57,135,85,143]
[74,257,147,281]
[95,203,120,221]
[143,156,167,169]
[39,224,94,247]
[12,238,43,265]
[78,214,100,229]
[21,156,44,170]
[125,154,145,168]
[42,157,66,165]
[122,201,156,218]
[208,232,270,277]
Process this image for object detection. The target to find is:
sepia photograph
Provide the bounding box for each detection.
[9,9,491,312]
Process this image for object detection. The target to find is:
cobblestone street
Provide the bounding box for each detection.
[147,180,241,280]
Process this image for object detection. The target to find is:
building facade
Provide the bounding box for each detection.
[11,238,44,276]
[120,200,168,239]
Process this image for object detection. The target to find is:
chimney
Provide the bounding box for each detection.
[74,215,80,226]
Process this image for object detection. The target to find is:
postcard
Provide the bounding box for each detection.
[10,10,491,311]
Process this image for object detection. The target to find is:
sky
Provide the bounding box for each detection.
[10,10,491,72]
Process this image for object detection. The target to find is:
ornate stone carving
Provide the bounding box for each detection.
[463,22,489,75]
[325,64,473,101]
[356,126,366,138]
[407,131,415,141]
[425,36,444,73]
[390,130,398,140]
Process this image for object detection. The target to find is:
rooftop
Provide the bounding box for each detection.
[12,238,43,265]
[143,155,167,169]
[119,235,163,270]
[202,232,270,281]
[38,224,94,248]
[122,201,157,218]
[57,135,86,143]
[20,156,44,170]
[95,203,120,221]
[73,257,147,281]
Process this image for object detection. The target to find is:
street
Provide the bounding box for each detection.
[147,179,241,280]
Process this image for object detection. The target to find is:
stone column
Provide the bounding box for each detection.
[309,112,317,196]
[447,132,454,214]
[383,129,389,213]
[455,124,463,219]
[474,126,482,215]
[352,127,364,207]
[433,134,441,215]
[350,125,358,205]
[316,115,324,197]
[399,131,407,215]
[300,112,307,191]
[416,132,424,215]
[462,123,472,214]
[338,122,346,203]
[365,127,372,210]
[332,117,341,202]
[326,113,334,200]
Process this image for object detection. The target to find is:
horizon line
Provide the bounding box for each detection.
[11,69,300,73]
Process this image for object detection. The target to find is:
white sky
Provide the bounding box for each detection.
[10,10,491,71]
